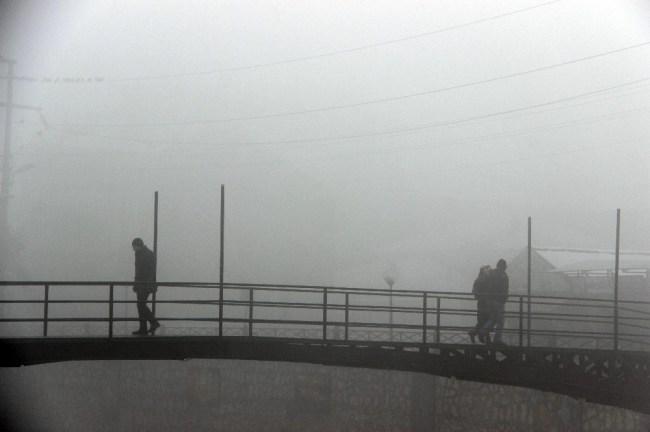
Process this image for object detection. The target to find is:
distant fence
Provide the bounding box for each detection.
[1,281,649,351]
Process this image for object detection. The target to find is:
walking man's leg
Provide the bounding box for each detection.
[468,300,485,343]
[493,305,505,344]
[479,311,495,343]
[135,291,153,333]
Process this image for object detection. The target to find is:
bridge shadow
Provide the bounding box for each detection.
[1,335,649,415]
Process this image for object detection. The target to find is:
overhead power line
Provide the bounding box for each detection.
[266,136,649,175]
[366,78,650,137]
[105,0,562,82]
[48,82,649,154]
[293,109,650,164]
[51,77,650,141]
[50,42,650,128]
[170,112,647,171]
[1,1,562,84]
[343,136,648,186]
[50,103,650,153]
[56,136,644,177]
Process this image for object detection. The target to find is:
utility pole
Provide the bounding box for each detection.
[0,58,40,241]
[0,57,41,276]
[0,57,15,239]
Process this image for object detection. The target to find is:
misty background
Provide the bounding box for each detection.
[1,0,649,292]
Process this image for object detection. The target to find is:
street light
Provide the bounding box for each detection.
[383,267,399,341]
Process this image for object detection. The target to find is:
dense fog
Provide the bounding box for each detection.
[1,0,649,290]
[2,3,650,431]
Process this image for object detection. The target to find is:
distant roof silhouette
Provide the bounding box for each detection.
[533,247,650,273]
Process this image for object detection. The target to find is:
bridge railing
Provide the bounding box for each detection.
[0,281,649,350]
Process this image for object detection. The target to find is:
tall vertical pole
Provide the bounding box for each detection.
[219,185,225,337]
[0,59,40,280]
[613,209,620,361]
[0,59,15,246]
[152,191,158,316]
[527,216,532,346]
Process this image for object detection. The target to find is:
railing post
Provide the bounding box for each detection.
[436,297,441,344]
[108,284,114,338]
[322,288,328,340]
[344,293,349,341]
[43,284,49,337]
[218,285,224,337]
[422,292,428,344]
[248,288,254,337]
[519,296,524,348]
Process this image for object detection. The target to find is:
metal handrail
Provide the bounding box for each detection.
[1,281,649,351]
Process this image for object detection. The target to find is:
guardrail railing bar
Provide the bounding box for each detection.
[1,281,649,350]
[2,281,649,304]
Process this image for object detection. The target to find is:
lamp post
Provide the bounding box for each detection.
[383,268,399,341]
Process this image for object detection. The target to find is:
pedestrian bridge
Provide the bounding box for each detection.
[1,281,649,414]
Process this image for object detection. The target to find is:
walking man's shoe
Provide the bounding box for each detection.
[149,321,161,335]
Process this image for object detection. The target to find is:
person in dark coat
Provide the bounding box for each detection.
[468,264,491,343]
[479,258,509,346]
[131,238,160,335]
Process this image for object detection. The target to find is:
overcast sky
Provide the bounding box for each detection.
[1,0,649,289]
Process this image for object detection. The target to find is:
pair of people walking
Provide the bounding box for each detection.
[131,238,160,336]
[468,259,509,346]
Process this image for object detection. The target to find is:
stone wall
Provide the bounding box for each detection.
[1,359,648,432]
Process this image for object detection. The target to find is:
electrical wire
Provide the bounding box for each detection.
[50,42,650,128]
[105,0,563,82]
[282,136,650,188]
[47,105,650,157]
[44,80,650,157]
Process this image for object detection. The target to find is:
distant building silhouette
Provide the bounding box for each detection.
[506,247,650,349]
